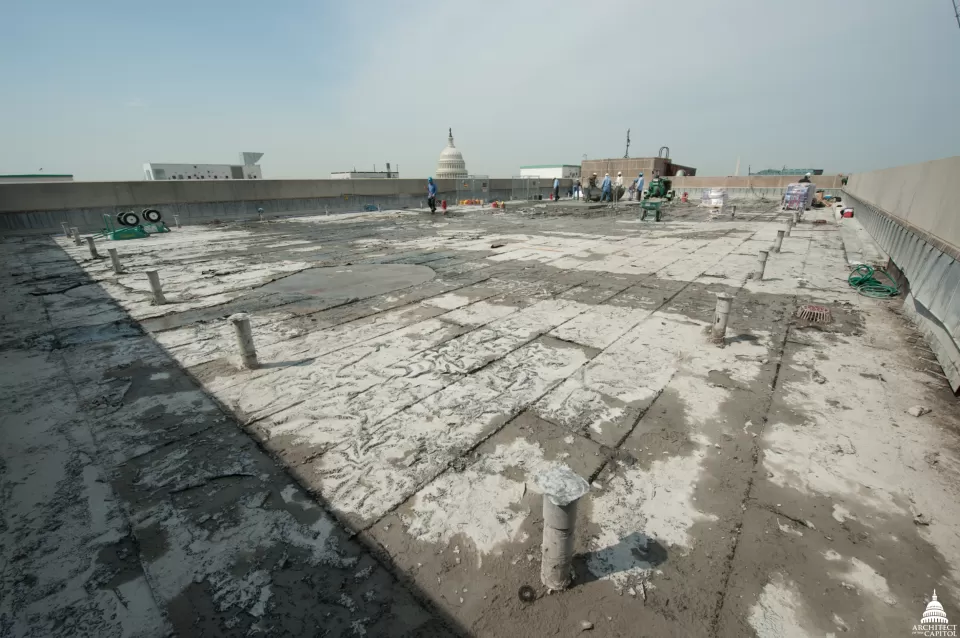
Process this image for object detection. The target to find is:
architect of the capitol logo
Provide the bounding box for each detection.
[913,590,958,637]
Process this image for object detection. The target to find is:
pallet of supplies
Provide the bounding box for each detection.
[701,188,731,217]
[782,183,814,211]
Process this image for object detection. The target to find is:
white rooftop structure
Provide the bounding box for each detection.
[143,152,263,181]
[436,128,468,179]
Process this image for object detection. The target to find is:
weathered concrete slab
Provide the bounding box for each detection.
[6,202,960,637]
[366,412,605,628]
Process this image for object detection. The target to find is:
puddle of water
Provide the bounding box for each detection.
[258,264,436,301]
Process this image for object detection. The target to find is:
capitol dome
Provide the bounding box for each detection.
[436,128,468,179]
[921,590,949,624]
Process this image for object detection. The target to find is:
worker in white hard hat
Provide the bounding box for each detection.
[799,172,812,183]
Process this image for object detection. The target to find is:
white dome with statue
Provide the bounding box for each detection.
[436,128,468,179]
[921,590,949,624]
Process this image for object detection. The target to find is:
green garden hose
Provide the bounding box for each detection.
[848,264,899,298]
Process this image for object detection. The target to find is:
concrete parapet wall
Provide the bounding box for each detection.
[0,179,474,214]
[843,156,960,393]
[0,174,845,234]
[0,174,841,215]
[845,157,960,258]
[670,175,842,191]
[0,178,577,233]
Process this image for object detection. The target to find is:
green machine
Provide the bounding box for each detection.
[639,177,674,221]
[94,209,170,240]
[644,177,675,201]
[639,200,664,221]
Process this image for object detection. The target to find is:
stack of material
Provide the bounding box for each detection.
[783,183,814,211]
[701,188,728,207]
[701,188,730,217]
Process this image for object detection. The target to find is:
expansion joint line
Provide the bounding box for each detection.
[34,236,172,627]
[709,219,813,636]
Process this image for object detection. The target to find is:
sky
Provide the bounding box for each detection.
[1,0,958,181]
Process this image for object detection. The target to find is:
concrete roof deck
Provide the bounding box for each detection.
[3,200,959,637]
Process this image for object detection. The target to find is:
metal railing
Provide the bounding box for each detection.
[510,176,542,201]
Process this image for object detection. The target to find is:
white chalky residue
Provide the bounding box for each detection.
[209,569,272,617]
[759,330,925,515]
[487,298,590,339]
[550,304,652,350]
[280,483,317,510]
[832,504,851,523]
[316,340,589,523]
[537,464,590,507]
[748,575,814,638]
[401,438,559,556]
[101,254,312,321]
[100,390,221,465]
[145,494,343,606]
[539,311,769,443]
[214,317,460,424]
[670,373,729,430]
[830,554,897,606]
[422,293,473,310]
[587,451,717,589]
[764,421,896,508]
[442,300,519,327]
[535,377,627,437]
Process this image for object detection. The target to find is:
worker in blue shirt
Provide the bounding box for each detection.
[553,177,560,201]
[427,177,438,213]
[635,172,645,200]
[601,173,612,202]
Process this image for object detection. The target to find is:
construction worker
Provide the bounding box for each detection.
[635,171,645,200]
[601,173,612,202]
[574,178,582,199]
[615,172,624,201]
[553,176,560,201]
[799,172,812,183]
[427,177,438,213]
[586,173,598,201]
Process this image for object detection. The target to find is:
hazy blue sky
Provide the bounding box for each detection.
[1,0,957,181]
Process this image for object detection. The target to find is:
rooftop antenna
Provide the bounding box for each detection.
[953,0,960,28]
[624,129,631,159]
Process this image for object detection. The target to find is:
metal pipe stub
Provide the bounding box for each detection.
[229,313,259,370]
[537,466,590,591]
[713,293,734,344]
[146,270,166,305]
[755,250,769,280]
